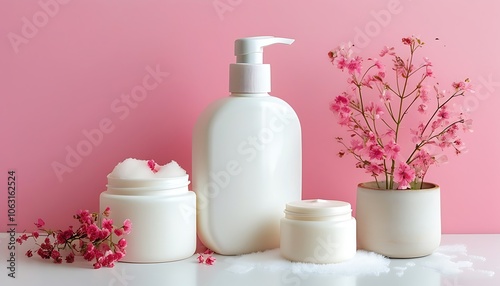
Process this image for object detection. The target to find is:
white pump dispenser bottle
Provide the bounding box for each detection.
[193,36,302,255]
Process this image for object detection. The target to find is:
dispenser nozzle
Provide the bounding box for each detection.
[234,36,295,64]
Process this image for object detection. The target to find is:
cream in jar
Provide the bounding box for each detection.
[100,158,196,263]
[280,199,356,264]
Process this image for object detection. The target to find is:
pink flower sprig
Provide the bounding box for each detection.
[16,207,131,269]
[328,36,473,189]
[197,249,216,265]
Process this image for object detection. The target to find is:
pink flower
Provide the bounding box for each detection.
[32,231,39,239]
[123,219,132,234]
[330,94,349,112]
[402,37,414,45]
[364,131,377,144]
[83,244,96,261]
[384,141,401,160]
[330,42,354,61]
[37,248,50,259]
[437,106,450,119]
[101,250,117,268]
[335,56,348,70]
[330,94,353,127]
[419,86,430,103]
[147,160,159,173]
[114,228,124,237]
[379,88,392,102]
[26,250,33,257]
[103,207,111,217]
[374,59,384,70]
[362,75,375,88]
[117,238,127,252]
[205,256,216,265]
[347,56,363,75]
[423,57,433,77]
[197,254,205,263]
[35,218,45,228]
[425,65,433,77]
[366,102,384,119]
[102,218,113,231]
[65,253,75,263]
[411,149,434,178]
[379,46,395,57]
[51,250,62,262]
[392,57,406,77]
[394,162,416,189]
[452,80,473,92]
[366,162,384,176]
[418,104,427,114]
[423,57,432,67]
[16,234,28,244]
[368,144,384,160]
[75,210,93,225]
[350,139,364,152]
[99,228,110,240]
[431,119,443,130]
[57,229,74,244]
[86,224,100,241]
[43,237,51,247]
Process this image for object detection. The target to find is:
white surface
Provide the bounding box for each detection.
[1,234,499,286]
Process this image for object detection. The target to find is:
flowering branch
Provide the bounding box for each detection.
[16,208,131,269]
[328,36,473,189]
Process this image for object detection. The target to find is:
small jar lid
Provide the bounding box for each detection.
[284,199,352,221]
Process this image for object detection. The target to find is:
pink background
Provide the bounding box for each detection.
[1,0,499,234]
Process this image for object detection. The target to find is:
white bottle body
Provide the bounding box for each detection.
[193,94,302,255]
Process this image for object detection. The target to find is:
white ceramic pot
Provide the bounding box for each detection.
[356,181,441,258]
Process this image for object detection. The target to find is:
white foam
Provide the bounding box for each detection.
[223,245,495,278]
[111,158,156,179]
[435,244,467,254]
[155,160,187,178]
[420,244,494,277]
[224,249,390,276]
[110,158,186,179]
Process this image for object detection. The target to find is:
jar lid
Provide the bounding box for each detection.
[284,199,351,220]
[107,174,189,189]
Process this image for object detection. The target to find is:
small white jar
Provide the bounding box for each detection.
[100,174,196,263]
[280,199,356,264]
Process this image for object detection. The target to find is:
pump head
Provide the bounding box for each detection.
[234,36,295,64]
[230,36,294,94]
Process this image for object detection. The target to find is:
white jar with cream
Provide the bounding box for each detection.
[100,159,196,263]
[280,199,356,264]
